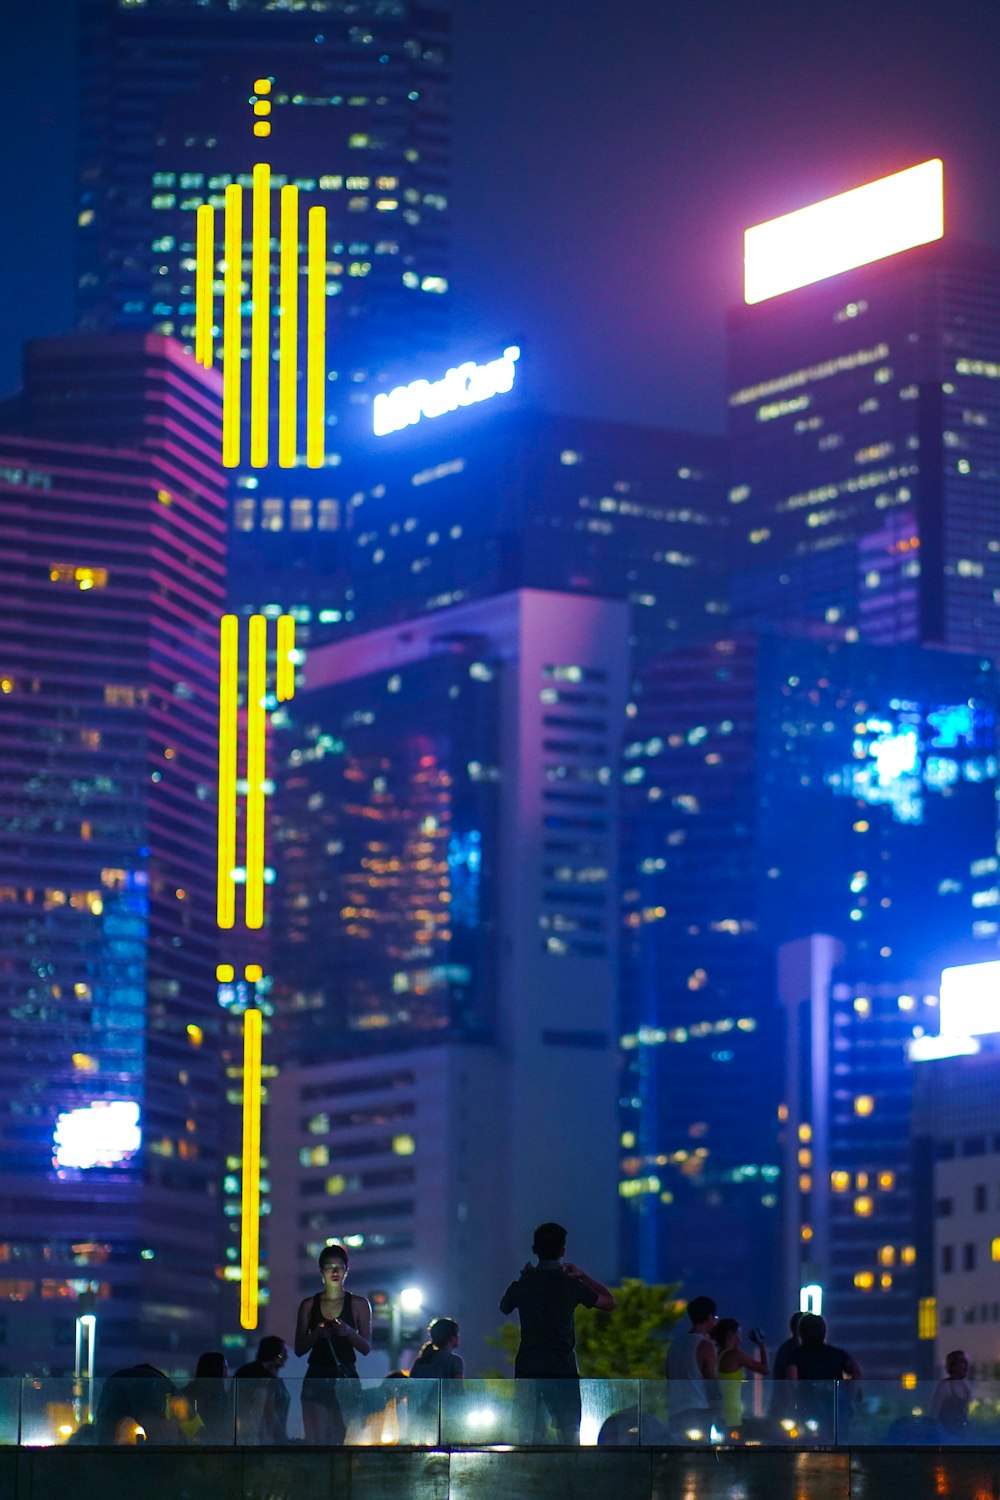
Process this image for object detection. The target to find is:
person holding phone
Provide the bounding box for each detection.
[295,1242,372,1443]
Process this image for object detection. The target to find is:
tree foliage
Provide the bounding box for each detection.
[486,1278,684,1379]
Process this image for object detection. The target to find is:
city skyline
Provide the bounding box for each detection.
[5,1,1000,432]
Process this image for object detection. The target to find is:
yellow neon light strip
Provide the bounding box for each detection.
[276,614,295,702]
[239,1006,262,1330]
[306,206,326,469]
[195,204,215,369]
[216,614,238,929]
[278,185,299,468]
[250,163,271,467]
[222,185,243,467]
[246,613,267,929]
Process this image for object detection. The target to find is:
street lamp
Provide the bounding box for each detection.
[389,1287,424,1368]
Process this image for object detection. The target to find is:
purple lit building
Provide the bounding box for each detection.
[0,333,226,1374]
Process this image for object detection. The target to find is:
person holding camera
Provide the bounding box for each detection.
[712,1319,769,1430]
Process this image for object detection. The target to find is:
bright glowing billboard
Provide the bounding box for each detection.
[53,1101,142,1170]
[373,346,520,437]
[744,159,944,305]
[909,960,1000,1062]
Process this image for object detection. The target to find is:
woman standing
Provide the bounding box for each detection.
[711,1319,769,1430]
[294,1243,372,1443]
[408,1318,464,1379]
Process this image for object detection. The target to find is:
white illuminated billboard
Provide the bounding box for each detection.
[939,959,1000,1040]
[53,1100,142,1170]
[744,159,944,305]
[373,346,520,437]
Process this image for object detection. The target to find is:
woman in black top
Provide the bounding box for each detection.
[294,1243,372,1444]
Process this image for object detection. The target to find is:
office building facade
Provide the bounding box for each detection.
[77,0,451,608]
[266,589,628,1369]
[727,237,1000,659]
[0,333,226,1374]
[620,631,1000,1343]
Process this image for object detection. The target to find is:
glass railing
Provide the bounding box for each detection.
[3,1377,1000,1447]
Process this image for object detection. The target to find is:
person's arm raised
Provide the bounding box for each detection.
[563,1262,616,1311]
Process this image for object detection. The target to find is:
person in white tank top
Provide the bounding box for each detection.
[665,1295,720,1440]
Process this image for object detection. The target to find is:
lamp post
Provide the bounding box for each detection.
[74,1289,98,1423]
[389,1286,424,1369]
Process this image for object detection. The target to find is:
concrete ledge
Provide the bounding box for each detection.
[3,1445,1000,1500]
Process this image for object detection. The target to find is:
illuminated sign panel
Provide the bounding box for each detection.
[744,159,944,305]
[53,1101,142,1170]
[910,960,1000,1061]
[373,346,520,437]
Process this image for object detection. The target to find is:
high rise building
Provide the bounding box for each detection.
[0,332,226,1374]
[620,631,1000,1341]
[266,589,629,1368]
[778,939,942,1378]
[77,0,451,606]
[728,164,1000,660]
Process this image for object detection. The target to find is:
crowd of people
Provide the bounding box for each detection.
[88,1222,975,1446]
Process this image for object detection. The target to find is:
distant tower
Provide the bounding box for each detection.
[727,160,1000,658]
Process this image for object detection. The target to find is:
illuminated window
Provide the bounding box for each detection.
[902,1372,918,1390]
[879,1246,896,1266]
[798,1124,812,1142]
[261,498,284,531]
[392,1134,416,1156]
[854,1095,875,1116]
[854,1271,874,1290]
[901,1246,917,1265]
[918,1297,937,1340]
[854,1196,873,1217]
[878,1171,895,1190]
[831,1171,850,1192]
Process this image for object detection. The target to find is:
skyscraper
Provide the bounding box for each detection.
[266,589,629,1368]
[0,332,226,1373]
[621,631,1000,1337]
[77,0,451,610]
[728,164,1000,659]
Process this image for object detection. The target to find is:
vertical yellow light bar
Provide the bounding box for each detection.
[306,205,326,469]
[276,614,295,702]
[278,185,299,468]
[250,163,271,467]
[195,205,215,368]
[223,185,243,468]
[239,1006,262,1330]
[216,615,238,929]
[245,613,267,929]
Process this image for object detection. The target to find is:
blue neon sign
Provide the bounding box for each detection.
[373,346,520,437]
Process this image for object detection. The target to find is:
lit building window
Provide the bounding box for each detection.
[918,1297,937,1340]
[854,1196,873,1217]
[854,1095,875,1116]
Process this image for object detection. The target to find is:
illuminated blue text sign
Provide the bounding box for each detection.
[373,346,520,437]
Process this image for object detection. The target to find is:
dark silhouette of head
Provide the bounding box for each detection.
[257,1335,288,1370]
[318,1242,349,1271]
[712,1317,740,1351]
[194,1351,228,1379]
[798,1314,827,1347]
[686,1295,717,1328]
[788,1311,804,1337]
[532,1222,567,1260]
[427,1317,460,1349]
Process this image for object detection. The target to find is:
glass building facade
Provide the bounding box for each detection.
[77,0,451,611]
[621,632,1000,1339]
[0,333,226,1374]
[727,240,1000,659]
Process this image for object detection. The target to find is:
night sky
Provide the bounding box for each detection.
[4,0,1000,433]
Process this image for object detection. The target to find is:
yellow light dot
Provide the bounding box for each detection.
[854,1095,875,1116]
[253,100,271,116]
[186,1024,203,1047]
[216,964,235,982]
[253,122,271,137]
[244,964,263,983]
[254,78,272,94]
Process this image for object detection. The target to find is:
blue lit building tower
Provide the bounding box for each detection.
[621,632,1000,1343]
